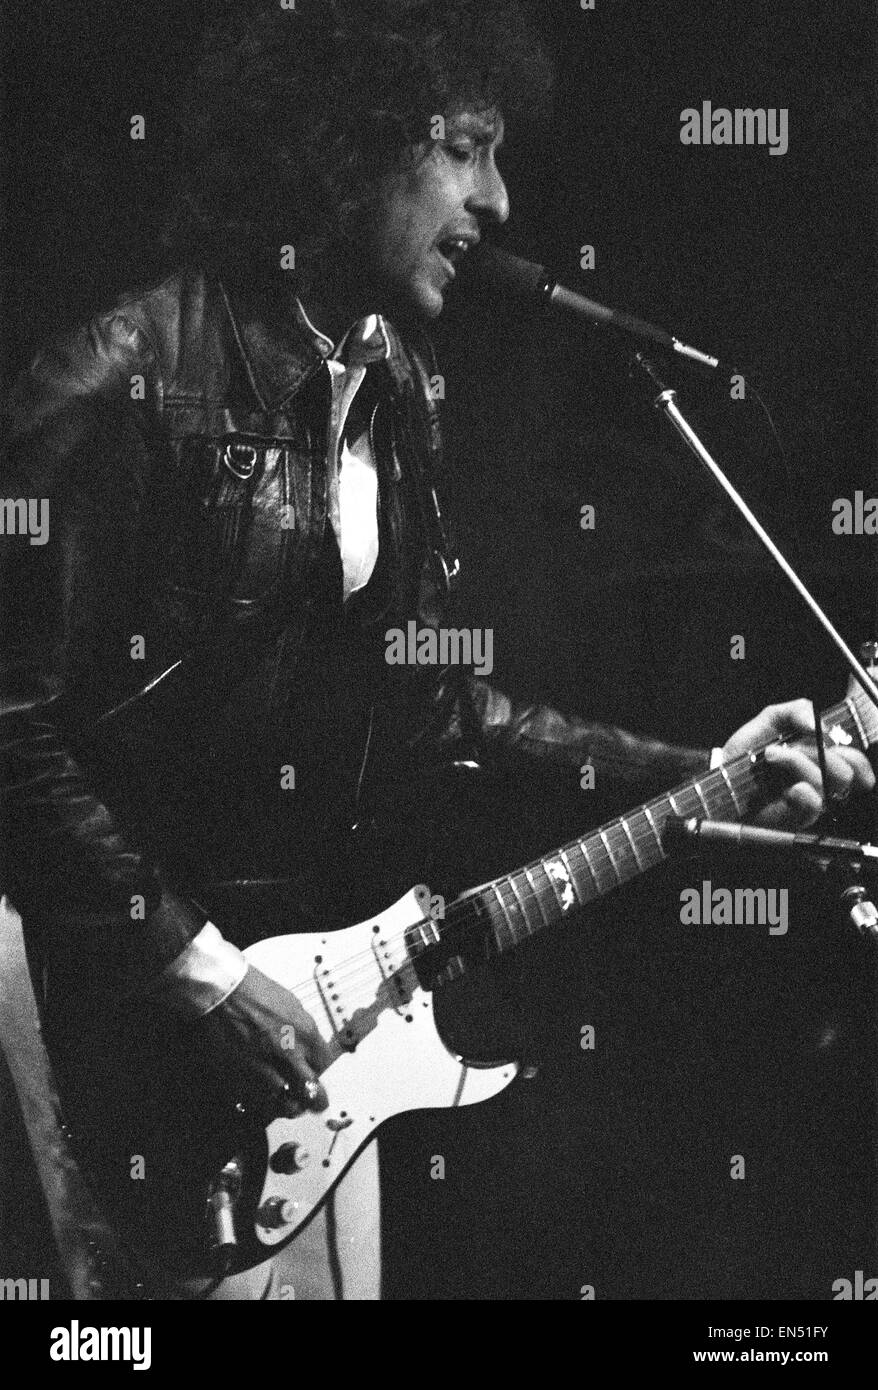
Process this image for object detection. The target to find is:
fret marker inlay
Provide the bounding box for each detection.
[546,859,577,912]
[559,850,585,906]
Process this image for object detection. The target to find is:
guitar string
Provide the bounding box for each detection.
[273,700,871,1011]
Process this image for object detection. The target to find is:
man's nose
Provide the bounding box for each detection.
[469,164,510,225]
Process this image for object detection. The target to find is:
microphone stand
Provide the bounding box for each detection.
[620,324,878,1248]
[629,353,878,716]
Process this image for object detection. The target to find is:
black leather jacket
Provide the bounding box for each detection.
[0,268,709,999]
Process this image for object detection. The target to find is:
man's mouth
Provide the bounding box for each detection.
[435,236,477,278]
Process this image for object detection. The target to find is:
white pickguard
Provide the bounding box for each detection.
[244,886,518,1246]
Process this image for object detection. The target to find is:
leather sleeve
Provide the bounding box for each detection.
[401,333,710,793]
[423,669,711,791]
[0,312,205,1000]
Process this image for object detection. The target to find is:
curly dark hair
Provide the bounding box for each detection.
[161,0,554,277]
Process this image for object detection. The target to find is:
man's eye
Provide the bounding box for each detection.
[446,143,474,163]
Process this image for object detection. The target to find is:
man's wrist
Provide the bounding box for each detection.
[142,922,249,1019]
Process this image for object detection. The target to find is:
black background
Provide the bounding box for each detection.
[2,0,876,1299]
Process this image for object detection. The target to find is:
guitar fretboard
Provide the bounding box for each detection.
[432,685,877,961]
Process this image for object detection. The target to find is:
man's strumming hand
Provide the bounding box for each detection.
[192,965,332,1123]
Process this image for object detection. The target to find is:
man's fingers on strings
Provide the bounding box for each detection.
[763,743,825,794]
[764,742,867,803]
[756,781,824,830]
[762,699,816,739]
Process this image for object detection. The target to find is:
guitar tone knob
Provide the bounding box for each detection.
[257,1197,298,1229]
[270,1142,311,1175]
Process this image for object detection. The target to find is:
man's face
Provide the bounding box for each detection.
[366,107,510,320]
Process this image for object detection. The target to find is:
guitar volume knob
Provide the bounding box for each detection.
[257,1196,298,1229]
[270,1142,311,1175]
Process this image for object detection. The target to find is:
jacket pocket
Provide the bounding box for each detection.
[162,433,297,610]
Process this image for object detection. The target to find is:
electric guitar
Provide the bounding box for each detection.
[52,682,877,1289]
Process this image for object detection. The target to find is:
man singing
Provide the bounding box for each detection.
[0,0,872,1299]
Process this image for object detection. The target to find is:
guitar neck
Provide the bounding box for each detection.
[435,686,877,961]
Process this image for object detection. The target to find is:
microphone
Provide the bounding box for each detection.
[662,817,878,861]
[465,244,732,372]
[664,819,878,938]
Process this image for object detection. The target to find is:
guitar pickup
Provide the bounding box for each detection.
[370,933,414,1014]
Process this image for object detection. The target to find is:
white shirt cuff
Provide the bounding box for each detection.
[145,922,248,1018]
[709,746,725,769]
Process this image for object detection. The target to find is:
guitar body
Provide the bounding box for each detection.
[51,886,518,1289]
[244,887,518,1253]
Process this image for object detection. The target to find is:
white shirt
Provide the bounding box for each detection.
[299,302,393,602]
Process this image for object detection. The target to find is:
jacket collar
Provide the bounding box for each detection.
[296,302,394,370]
[219,272,418,412]
[217,275,326,412]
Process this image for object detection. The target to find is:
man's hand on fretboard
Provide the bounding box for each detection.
[718,699,875,828]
